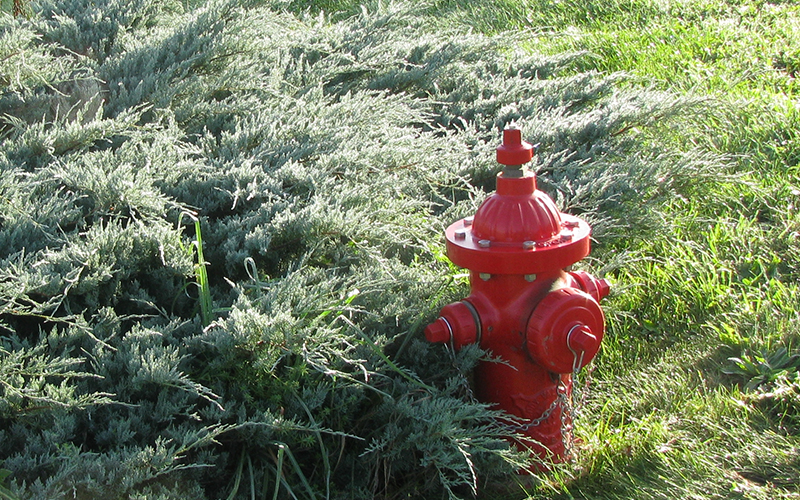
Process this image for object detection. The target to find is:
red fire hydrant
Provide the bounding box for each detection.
[425,125,610,464]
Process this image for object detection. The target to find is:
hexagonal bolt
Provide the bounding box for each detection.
[567,325,597,354]
[597,278,611,299]
[479,273,492,281]
[478,239,491,248]
[569,270,612,301]
[567,324,597,373]
[522,240,535,250]
[463,216,474,227]
[424,317,453,344]
[454,228,467,240]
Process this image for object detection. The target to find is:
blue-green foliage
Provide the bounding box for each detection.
[0,0,711,498]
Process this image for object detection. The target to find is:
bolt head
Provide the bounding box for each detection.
[424,318,451,344]
[568,325,597,354]
[598,278,611,299]
[497,127,534,166]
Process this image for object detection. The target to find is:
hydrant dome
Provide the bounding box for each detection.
[471,175,562,244]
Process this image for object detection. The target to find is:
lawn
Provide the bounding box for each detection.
[0,0,798,499]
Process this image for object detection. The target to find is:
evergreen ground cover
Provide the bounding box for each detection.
[0,0,798,499]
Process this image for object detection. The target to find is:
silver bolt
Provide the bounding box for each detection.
[464,216,474,227]
[454,229,467,240]
[522,240,535,250]
[478,239,491,248]
[561,230,573,241]
[479,273,492,281]
[525,274,537,282]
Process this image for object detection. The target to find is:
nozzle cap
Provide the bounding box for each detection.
[424,318,452,344]
[496,127,534,166]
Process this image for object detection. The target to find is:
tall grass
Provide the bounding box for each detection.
[179,212,215,327]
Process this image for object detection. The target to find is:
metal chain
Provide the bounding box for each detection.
[509,372,587,460]
[510,394,561,432]
[557,376,574,459]
[573,363,595,419]
[562,361,595,460]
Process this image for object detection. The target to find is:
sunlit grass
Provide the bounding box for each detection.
[254,0,800,497]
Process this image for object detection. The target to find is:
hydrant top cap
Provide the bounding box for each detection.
[497,127,534,166]
[442,124,591,274]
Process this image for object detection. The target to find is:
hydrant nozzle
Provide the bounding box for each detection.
[424,318,451,344]
[424,301,480,350]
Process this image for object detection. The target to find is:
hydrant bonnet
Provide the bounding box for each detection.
[443,130,592,275]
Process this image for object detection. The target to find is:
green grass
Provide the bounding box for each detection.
[1,0,798,498]
[179,212,215,327]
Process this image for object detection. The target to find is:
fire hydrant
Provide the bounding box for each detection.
[425,125,610,464]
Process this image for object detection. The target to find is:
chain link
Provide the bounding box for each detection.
[507,371,591,461]
[563,362,595,459]
[572,363,595,419]
[510,394,560,432]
